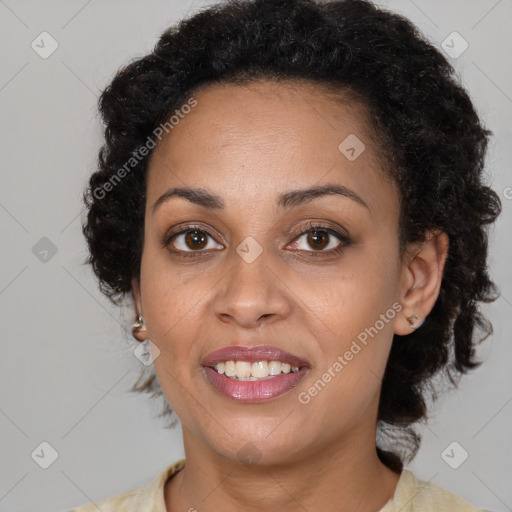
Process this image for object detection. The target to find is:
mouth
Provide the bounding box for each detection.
[201,345,310,403]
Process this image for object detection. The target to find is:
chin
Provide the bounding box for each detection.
[193,417,313,466]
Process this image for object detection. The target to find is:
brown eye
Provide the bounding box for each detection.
[288,224,350,257]
[306,230,330,250]
[184,230,208,250]
[165,226,224,255]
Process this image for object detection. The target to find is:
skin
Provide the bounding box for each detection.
[131,79,449,512]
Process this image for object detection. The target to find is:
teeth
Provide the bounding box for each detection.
[268,360,281,376]
[212,360,302,380]
[224,360,236,377]
[235,361,252,379]
[252,361,269,378]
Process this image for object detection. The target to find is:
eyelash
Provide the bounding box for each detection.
[162,222,350,259]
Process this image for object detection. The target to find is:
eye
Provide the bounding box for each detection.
[163,222,350,258]
[287,223,350,256]
[164,226,223,255]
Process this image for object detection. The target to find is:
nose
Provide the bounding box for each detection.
[212,247,292,329]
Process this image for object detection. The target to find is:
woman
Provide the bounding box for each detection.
[72,0,501,510]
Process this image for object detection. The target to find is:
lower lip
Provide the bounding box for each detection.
[203,366,308,403]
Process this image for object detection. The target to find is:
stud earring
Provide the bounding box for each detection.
[132,314,146,339]
[407,314,423,330]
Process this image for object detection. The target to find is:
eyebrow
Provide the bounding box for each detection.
[152,183,369,213]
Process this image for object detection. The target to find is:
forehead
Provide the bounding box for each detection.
[146,79,396,217]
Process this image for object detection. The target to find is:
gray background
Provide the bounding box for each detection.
[0,1,510,511]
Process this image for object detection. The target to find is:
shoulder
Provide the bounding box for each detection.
[393,468,494,512]
[66,459,185,512]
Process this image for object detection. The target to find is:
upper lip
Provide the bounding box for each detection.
[202,345,310,368]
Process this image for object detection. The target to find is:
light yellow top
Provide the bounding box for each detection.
[68,458,493,512]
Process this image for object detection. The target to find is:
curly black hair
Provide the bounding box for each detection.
[82,0,502,472]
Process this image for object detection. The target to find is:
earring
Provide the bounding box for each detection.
[132,314,147,339]
[407,314,423,330]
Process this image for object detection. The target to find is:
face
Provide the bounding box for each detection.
[133,80,408,465]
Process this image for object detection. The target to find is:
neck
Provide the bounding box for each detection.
[165,425,401,512]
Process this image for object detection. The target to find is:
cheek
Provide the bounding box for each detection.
[142,265,207,421]
[307,239,400,394]
[139,248,203,357]
[316,243,400,337]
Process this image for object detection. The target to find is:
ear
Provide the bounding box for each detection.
[131,277,146,342]
[394,229,449,335]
